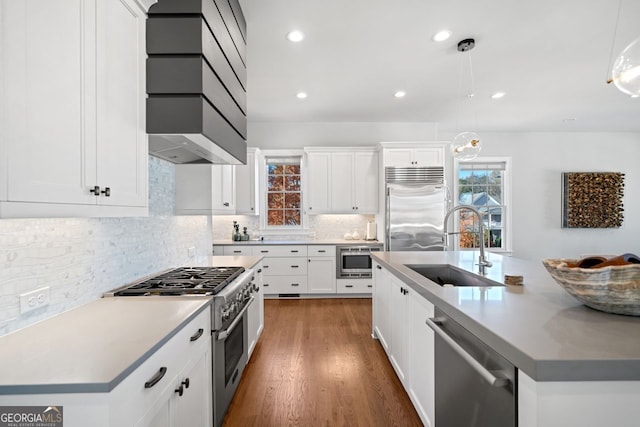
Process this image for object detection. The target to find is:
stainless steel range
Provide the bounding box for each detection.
[105,266,257,427]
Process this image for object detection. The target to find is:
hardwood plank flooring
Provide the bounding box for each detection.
[223,298,422,427]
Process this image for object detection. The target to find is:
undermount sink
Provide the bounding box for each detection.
[406,264,503,287]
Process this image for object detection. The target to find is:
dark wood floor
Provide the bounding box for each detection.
[223,298,422,427]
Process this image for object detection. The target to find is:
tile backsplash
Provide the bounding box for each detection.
[0,157,212,336]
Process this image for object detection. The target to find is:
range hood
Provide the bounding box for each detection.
[146,0,247,165]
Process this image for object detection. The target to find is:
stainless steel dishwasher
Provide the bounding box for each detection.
[426,308,517,427]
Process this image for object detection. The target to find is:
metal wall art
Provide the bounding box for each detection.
[562,172,625,228]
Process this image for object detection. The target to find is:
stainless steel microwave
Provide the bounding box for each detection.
[336,244,383,279]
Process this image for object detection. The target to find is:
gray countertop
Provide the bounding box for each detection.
[372,251,640,382]
[213,239,383,246]
[0,256,263,395]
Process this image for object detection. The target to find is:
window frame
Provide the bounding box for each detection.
[452,156,512,254]
[258,149,308,234]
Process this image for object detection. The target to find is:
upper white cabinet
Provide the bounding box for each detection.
[305,148,378,214]
[235,148,259,215]
[175,164,235,215]
[380,143,445,168]
[0,0,148,218]
[305,151,331,214]
[330,151,378,214]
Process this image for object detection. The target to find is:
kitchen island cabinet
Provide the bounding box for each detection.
[0,298,212,427]
[372,251,640,427]
[0,0,148,218]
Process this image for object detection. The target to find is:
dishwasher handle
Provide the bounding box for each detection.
[426,317,510,388]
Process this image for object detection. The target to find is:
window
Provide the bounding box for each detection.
[265,156,302,227]
[454,157,511,252]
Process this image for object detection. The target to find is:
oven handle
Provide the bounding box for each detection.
[426,317,510,388]
[217,296,255,341]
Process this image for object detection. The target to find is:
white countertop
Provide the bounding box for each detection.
[213,239,382,246]
[373,251,640,381]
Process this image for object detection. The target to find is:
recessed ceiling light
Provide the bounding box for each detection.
[286,30,305,42]
[296,92,307,99]
[432,30,452,42]
[491,92,506,99]
[394,91,406,98]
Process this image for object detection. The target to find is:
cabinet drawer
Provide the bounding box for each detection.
[262,276,308,294]
[337,279,373,294]
[109,308,211,424]
[261,257,308,275]
[212,245,224,255]
[223,246,252,256]
[308,245,335,256]
[251,245,307,257]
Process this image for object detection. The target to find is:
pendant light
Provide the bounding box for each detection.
[607,0,640,96]
[452,38,482,161]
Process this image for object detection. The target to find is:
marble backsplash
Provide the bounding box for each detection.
[212,214,375,241]
[0,157,213,336]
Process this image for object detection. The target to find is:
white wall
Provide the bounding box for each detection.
[248,121,438,148]
[476,132,640,261]
[0,157,213,336]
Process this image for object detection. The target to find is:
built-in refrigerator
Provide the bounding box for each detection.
[385,166,448,251]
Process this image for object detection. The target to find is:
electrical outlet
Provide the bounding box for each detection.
[20,286,50,314]
[188,247,196,258]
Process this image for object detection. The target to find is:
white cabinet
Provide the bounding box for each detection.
[383,147,443,167]
[330,151,379,214]
[258,245,309,294]
[248,262,265,358]
[0,0,148,217]
[372,261,392,351]
[308,258,336,294]
[235,148,259,215]
[305,151,331,214]
[372,261,435,427]
[337,278,373,294]
[175,164,235,215]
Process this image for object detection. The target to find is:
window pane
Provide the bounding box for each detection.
[266,157,302,229]
[268,164,284,175]
[268,193,284,209]
[285,193,300,208]
[268,175,284,191]
[285,175,301,191]
[267,210,284,226]
[284,164,300,175]
[284,209,301,225]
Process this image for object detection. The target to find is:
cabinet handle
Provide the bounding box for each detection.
[291,250,299,253]
[309,207,313,210]
[376,265,382,270]
[257,269,262,273]
[182,378,190,389]
[345,285,353,288]
[264,283,269,287]
[263,265,269,268]
[291,265,299,268]
[223,202,230,207]
[233,250,242,254]
[175,384,184,396]
[101,187,111,197]
[89,185,100,196]
[260,250,269,253]
[291,283,299,287]
[318,250,326,253]
[190,328,204,342]
[367,284,373,288]
[144,367,167,389]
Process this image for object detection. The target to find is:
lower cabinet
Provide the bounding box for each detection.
[307,256,336,293]
[247,263,265,358]
[373,261,435,427]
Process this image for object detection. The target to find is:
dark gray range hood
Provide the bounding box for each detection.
[146,0,247,165]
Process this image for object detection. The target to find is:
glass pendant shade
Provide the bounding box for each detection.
[611,37,640,96]
[452,131,481,160]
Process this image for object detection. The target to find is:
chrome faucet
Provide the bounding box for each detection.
[443,205,493,274]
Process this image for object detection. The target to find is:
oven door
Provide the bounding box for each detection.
[213,298,253,427]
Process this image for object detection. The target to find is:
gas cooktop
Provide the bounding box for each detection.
[112,266,245,296]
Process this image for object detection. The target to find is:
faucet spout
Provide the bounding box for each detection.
[443,205,493,274]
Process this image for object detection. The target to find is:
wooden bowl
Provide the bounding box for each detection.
[542,259,640,316]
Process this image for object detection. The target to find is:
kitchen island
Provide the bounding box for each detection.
[372,251,640,427]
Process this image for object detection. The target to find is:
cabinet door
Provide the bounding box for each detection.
[413,148,443,166]
[330,152,354,213]
[235,149,257,214]
[307,257,337,293]
[372,262,391,352]
[2,0,96,205]
[384,149,414,167]
[96,0,147,207]
[306,152,331,214]
[175,164,235,214]
[173,347,213,427]
[390,276,409,385]
[408,291,435,427]
[353,151,378,213]
[215,165,236,212]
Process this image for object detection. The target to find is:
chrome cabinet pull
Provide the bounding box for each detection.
[426,318,510,388]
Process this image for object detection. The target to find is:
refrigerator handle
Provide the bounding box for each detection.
[385,185,390,250]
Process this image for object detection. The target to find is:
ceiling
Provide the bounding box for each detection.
[238,0,640,133]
